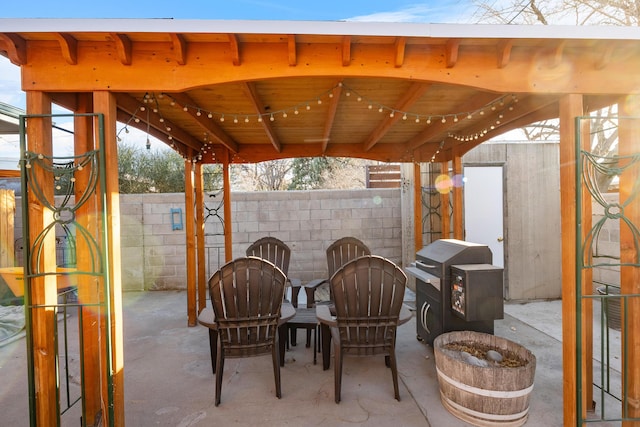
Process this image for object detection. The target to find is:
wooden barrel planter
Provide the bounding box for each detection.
[433,331,536,427]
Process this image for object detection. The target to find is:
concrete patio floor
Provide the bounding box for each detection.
[0,290,623,426]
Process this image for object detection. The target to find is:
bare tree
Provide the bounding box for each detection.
[471,0,636,191]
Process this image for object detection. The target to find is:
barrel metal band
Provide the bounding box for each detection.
[436,366,534,398]
[441,392,530,422]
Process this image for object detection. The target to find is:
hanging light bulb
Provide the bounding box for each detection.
[146,136,151,150]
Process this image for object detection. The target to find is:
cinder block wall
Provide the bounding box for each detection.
[119,189,402,291]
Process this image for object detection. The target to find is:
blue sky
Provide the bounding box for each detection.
[1,1,476,22]
[0,1,479,159]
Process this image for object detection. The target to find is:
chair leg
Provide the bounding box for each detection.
[272,343,282,399]
[334,342,342,403]
[389,351,400,401]
[305,328,312,348]
[208,329,218,374]
[313,325,317,365]
[278,324,287,367]
[215,345,224,406]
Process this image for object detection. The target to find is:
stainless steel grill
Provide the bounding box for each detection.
[406,239,504,345]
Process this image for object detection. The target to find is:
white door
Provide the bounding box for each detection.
[463,166,504,268]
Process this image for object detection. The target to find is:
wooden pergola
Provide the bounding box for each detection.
[1,18,639,426]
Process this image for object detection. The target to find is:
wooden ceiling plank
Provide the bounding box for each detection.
[288,34,297,66]
[116,109,189,154]
[342,36,351,66]
[241,81,282,152]
[321,81,343,152]
[228,33,241,66]
[497,39,512,69]
[115,93,202,151]
[54,33,77,65]
[407,92,502,150]
[0,33,27,65]
[363,82,431,151]
[111,33,132,65]
[449,95,560,155]
[446,39,459,68]
[170,33,187,65]
[168,92,239,153]
[395,37,406,68]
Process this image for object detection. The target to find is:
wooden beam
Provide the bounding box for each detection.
[395,37,406,68]
[288,34,297,66]
[0,33,27,65]
[595,41,617,70]
[185,158,197,326]
[166,92,239,153]
[548,40,566,68]
[497,39,512,69]
[559,93,583,427]
[363,82,430,151]
[228,33,240,66]
[18,38,640,95]
[446,39,459,68]
[25,91,57,426]
[241,81,282,152]
[342,36,351,66]
[93,90,125,426]
[170,33,187,65]
[54,33,77,65]
[321,82,342,152]
[110,33,132,65]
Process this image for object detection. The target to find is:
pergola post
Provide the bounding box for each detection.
[185,158,196,326]
[223,153,232,262]
[73,94,102,424]
[559,93,584,426]
[195,163,206,313]
[440,161,450,240]
[25,90,58,426]
[413,163,422,251]
[618,97,640,424]
[92,90,125,426]
[452,152,463,240]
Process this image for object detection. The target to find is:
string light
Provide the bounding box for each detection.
[119,85,519,164]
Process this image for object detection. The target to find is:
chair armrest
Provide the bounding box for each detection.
[197,306,216,329]
[316,304,336,327]
[287,277,302,288]
[398,305,413,326]
[305,278,328,289]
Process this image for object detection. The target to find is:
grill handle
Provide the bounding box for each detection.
[415,260,437,270]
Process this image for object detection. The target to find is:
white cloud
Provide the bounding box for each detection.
[346,3,474,23]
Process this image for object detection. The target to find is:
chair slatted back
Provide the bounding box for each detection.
[326,237,371,279]
[246,236,291,276]
[209,257,286,358]
[330,255,406,357]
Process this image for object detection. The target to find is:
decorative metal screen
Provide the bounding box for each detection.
[576,115,640,424]
[20,113,113,427]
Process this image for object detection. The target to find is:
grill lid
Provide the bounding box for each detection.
[416,239,492,274]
